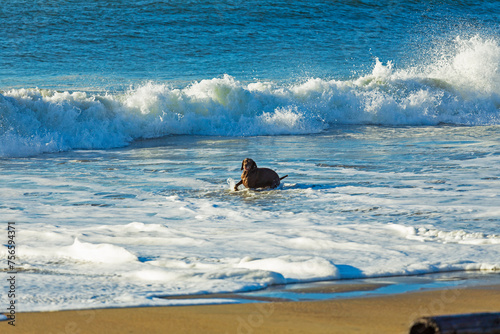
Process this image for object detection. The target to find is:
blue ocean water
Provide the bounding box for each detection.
[1,0,498,87]
[1,0,499,311]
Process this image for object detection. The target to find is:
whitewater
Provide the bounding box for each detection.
[1,0,499,312]
[1,121,499,311]
[2,35,500,158]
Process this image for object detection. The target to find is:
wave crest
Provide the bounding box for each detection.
[1,36,499,157]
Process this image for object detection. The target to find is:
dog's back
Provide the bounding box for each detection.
[243,167,280,189]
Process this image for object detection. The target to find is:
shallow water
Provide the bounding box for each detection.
[1,125,499,311]
[1,0,499,311]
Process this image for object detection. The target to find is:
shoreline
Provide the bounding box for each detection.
[3,274,499,334]
[158,270,500,305]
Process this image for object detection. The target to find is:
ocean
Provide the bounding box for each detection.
[1,0,499,312]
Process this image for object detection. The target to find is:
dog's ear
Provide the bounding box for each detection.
[251,160,257,169]
[241,159,247,170]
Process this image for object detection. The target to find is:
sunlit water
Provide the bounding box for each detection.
[1,0,499,311]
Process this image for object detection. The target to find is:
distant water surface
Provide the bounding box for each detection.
[0,0,499,312]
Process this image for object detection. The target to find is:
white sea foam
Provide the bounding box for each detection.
[61,238,138,263]
[1,35,500,311]
[1,35,499,157]
[16,238,138,264]
[390,224,500,245]
[236,256,340,282]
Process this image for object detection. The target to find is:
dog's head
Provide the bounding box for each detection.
[241,158,257,171]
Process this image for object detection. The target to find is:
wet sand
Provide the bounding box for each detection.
[2,284,499,334]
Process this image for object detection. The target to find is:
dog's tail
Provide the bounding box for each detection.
[279,175,288,181]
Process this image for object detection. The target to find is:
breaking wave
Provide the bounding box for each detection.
[1,35,499,157]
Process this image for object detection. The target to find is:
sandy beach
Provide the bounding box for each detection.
[3,284,499,334]
[3,1,500,333]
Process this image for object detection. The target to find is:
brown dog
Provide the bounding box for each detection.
[234,158,288,191]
